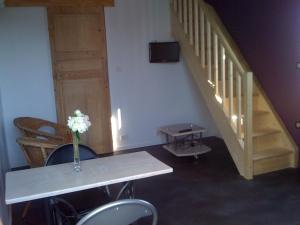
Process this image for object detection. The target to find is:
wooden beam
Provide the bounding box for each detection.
[5,0,114,7]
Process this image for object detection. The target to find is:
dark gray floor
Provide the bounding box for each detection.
[13,137,300,225]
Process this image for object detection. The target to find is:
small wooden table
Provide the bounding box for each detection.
[5,151,173,204]
[159,123,211,158]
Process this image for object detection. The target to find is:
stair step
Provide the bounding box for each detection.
[253,110,272,131]
[253,110,269,116]
[253,148,293,161]
[253,128,281,137]
[253,148,294,175]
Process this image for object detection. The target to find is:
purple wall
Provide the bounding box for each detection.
[205,0,300,147]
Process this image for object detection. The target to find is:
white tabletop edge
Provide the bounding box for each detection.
[5,151,173,205]
[5,167,173,205]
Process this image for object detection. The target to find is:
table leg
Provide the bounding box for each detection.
[116,181,135,200]
[191,134,195,146]
[174,137,178,151]
[128,181,135,199]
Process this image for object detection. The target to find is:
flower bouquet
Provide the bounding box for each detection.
[67,110,91,172]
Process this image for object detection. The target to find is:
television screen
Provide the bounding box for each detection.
[149,42,180,63]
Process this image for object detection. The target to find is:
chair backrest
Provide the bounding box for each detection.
[14,117,71,143]
[45,143,97,166]
[76,199,158,225]
[17,137,59,167]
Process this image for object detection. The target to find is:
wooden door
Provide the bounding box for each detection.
[48,7,112,154]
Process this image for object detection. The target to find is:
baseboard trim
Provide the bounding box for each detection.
[10,165,30,171]
[114,136,222,152]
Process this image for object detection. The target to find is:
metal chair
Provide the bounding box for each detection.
[45,144,111,225]
[76,199,158,225]
[45,143,97,166]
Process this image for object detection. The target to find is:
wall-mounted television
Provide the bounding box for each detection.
[149,42,180,63]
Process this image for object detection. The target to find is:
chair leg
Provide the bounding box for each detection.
[22,201,31,218]
[44,199,53,225]
[105,185,111,198]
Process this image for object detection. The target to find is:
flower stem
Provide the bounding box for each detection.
[72,132,80,172]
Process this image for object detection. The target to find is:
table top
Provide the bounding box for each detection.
[159,123,206,137]
[5,151,173,205]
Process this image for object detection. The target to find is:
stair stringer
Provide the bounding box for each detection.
[171,12,248,178]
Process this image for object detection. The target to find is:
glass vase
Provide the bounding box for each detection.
[72,133,81,172]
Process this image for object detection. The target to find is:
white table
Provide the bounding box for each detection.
[5,151,173,205]
[159,123,211,158]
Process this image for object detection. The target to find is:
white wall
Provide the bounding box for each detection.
[0,1,218,167]
[105,0,218,150]
[0,90,11,225]
[0,7,57,167]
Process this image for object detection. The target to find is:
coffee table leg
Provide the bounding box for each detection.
[174,137,178,151]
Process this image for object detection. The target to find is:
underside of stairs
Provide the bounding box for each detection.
[170,0,298,179]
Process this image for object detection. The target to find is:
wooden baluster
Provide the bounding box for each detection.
[179,0,183,23]
[200,8,205,67]
[243,72,253,180]
[183,0,188,33]
[236,72,242,139]
[194,0,199,56]
[174,0,178,12]
[189,0,193,45]
[221,46,226,110]
[206,20,212,81]
[213,32,218,94]
[228,59,233,122]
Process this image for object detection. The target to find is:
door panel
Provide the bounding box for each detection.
[54,14,105,52]
[57,58,104,72]
[48,7,112,154]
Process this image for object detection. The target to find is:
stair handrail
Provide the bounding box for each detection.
[203,3,250,74]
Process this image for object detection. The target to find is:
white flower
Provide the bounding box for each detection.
[74,109,83,117]
[67,110,91,134]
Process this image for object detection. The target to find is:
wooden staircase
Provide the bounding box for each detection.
[170,0,298,179]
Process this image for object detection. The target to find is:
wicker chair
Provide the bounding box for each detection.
[14,117,72,218]
[17,137,60,168]
[14,117,72,144]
